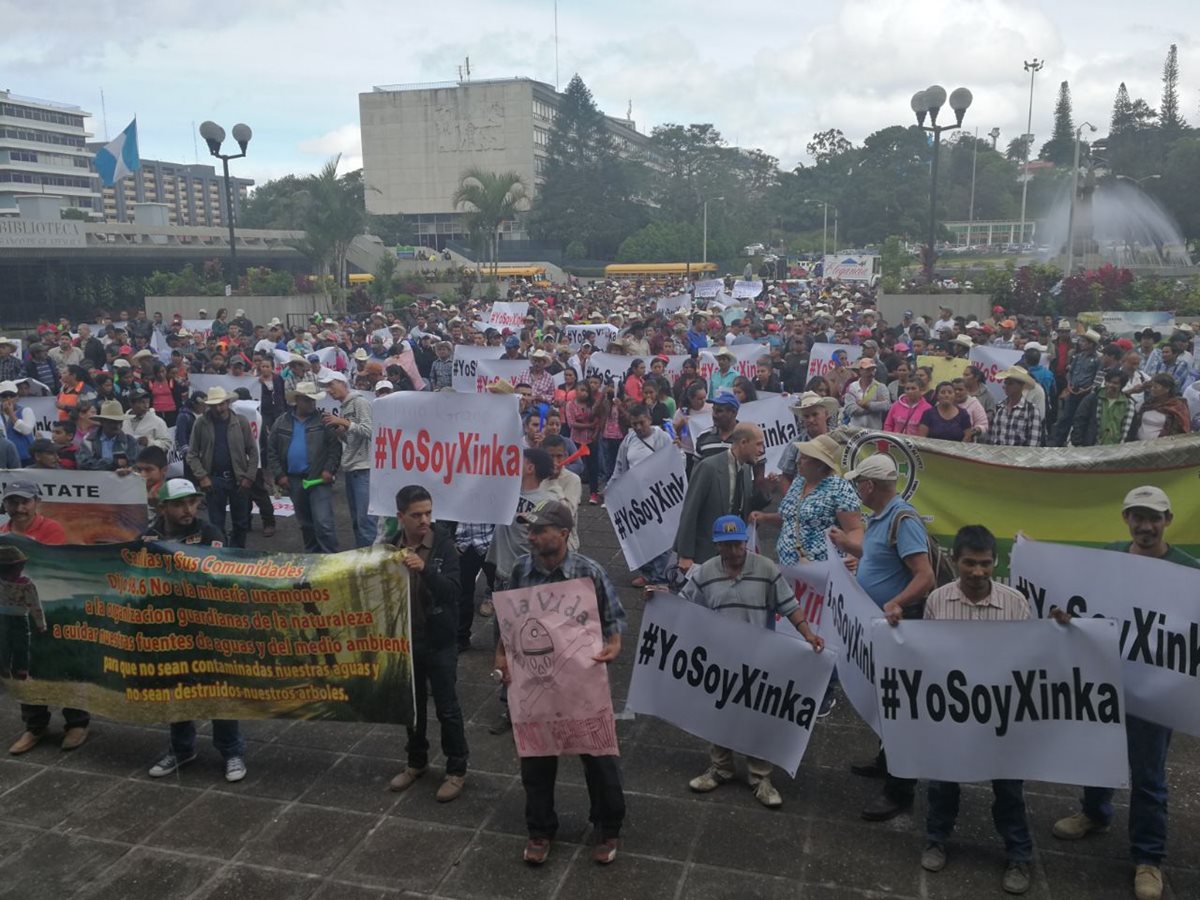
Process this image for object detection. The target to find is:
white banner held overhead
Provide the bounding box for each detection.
[626,593,835,776]
[565,324,618,351]
[731,280,763,300]
[693,279,723,299]
[1011,538,1200,736]
[822,534,882,735]
[872,618,1128,787]
[471,359,534,393]
[487,301,529,330]
[603,445,687,570]
[586,353,690,387]
[655,293,691,314]
[451,345,505,393]
[368,392,523,524]
[733,395,800,475]
[806,343,862,381]
[698,342,769,383]
[968,345,1023,403]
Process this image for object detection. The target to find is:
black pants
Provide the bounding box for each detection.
[205,474,250,548]
[457,546,495,645]
[407,644,468,776]
[22,704,90,733]
[871,745,916,803]
[250,469,275,527]
[521,754,625,840]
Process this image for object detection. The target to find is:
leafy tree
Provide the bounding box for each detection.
[1110,83,1134,135]
[60,207,89,221]
[291,158,368,312]
[1039,81,1076,165]
[806,129,853,166]
[1005,135,1031,162]
[240,174,310,229]
[452,168,527,278]
[1159,43,1187,132]
[1161,138,1200,241]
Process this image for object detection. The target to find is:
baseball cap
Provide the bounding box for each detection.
[374,380,394,393]
[712,515,749,543]
[317,370,348,384]
[843,455,898,482]
[516,499,575,530]
[1,480,40,501]
[711,390,740,411]
[158,478,203,502]
[1122,486,1171,515]
[504,336,520,349]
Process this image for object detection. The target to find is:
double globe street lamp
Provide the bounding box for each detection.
[199,121,253,291]
[910,85,973,282]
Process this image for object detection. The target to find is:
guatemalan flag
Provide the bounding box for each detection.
[93,118,141,186]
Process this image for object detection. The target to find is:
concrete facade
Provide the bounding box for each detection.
[0,90,101,217]
[88,153,254,228]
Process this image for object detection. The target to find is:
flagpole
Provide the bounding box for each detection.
[100,89,109,140]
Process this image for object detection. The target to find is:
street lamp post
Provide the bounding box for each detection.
[1115,173,1162,188]
[803,199,835,257]
[1064,121,1097,277]
[1018,59,1044,248]
[967,128,979,246]
[988,126,1001,150]
[911,85,973,282]
[199,121,252,291]
[702,196,724,264]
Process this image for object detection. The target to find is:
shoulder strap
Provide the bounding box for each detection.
[887,508,923,547]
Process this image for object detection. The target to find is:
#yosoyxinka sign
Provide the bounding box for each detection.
[0,538,415,726]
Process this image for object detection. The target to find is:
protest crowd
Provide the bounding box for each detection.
[0,273,1198,900]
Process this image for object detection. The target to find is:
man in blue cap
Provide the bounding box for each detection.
[695,391,740,459]
[669,514,824,808]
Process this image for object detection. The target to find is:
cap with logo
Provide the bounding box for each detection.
[711,515,749,543]
[1122,485,1171,514]
[516,499,575,530]
[158,478,203,502]
[711,390,740,411]
[1,480,40,501]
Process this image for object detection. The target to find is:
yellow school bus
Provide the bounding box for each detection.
[603,262,719,278]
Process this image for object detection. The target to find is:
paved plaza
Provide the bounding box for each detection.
[0,492,1197,900]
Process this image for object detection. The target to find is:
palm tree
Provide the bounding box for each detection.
[293,156,369,313]
[452,168,528,280]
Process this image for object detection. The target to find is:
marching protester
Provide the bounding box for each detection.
[185,386,258,549]
[493,500,626,866]
[386,485,469,803]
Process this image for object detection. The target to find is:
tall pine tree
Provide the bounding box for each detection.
[1038,81,1076,165]
[1110,83,1134,135]
[1160,43,1187,131]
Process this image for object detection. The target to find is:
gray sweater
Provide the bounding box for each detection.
[337,392,374,472]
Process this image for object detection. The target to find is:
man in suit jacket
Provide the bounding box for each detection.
[674,423,767,570]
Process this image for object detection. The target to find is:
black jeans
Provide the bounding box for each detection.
[249,469,275,527]
[877,745,916,803]
[206,474,250,548]
[520,754,625,840]
[407,644,468,776]
[22,704,90,733]
[457,546,495,645]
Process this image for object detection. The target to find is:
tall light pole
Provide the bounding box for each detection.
[804,199,834,257]
[199,121,252,291]
[988,126,1001,149]
[1018,59,1044,248]
[702,196,724,264]
[967,128,979,246]
[1115,173,1162,188]
[1064,121,1097,277]
[911,85,973,282]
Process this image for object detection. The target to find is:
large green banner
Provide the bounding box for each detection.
[0,539,414,725]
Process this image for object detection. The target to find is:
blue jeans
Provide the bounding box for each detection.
[344,468,377,548]
[206,474,250,548]
[1081,714,1172,865]
[288,477,338,553]
[638,550,671,583]
[927,779,1032,862]
[169,719,245,760]
[600,437,621,485]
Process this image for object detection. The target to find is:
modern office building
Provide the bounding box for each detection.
[0,90,101,217]
[359,76,647,249]
[88,153,254,227]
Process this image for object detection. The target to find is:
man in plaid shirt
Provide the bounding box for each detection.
[988,368,1045,447]
[527,350,557,405]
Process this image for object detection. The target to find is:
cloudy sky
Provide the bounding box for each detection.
[4,0,1196,188]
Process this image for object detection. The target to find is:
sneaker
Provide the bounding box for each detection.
[688,766,734,793]
[8,730,43,755]
[753,777,783,808]
[1002,861,1031,895]
[224,756,247,783]
[488,709,512,735]
[148,750,197,778]
[436,774,465,803]
[524,838,551,865]
[1134,865,1163,900]
[592,838,619,865]
[588,492,600,505]
[1051,812,1109,840]
[921,843,946,872]
[388,766,428,792]
[818,694,837,719]
[60,726,89,752]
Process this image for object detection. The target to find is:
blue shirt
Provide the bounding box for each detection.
[686,329,708,353]
[856,496,927,609]
[286,414,310,475]
[708,368,738,395]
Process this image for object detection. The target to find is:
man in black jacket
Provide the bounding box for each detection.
[387,485,469,803]
[266,382,341,553]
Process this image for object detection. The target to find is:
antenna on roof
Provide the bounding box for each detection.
[100,88,109,140]
[465,56,471,81]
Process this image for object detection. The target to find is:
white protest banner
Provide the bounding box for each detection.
[698,342,769,383]
[626,593,835,776]
[494,577,619,757]
[822,534,882,734]
[150,329,171,363]
[679,409,712,449]
[968,346,1023,403]
[231,399,264,445]
[807,343,862,381]
[710,292,738,310]
[487,301,529,330]
[19,379,53,398]
[565,324,618,351]
[270,496,296,518]
[1011,539,1200,736]
[587,353,690,387]
[693,279,723,299]
[872,618,1128,786]
[472,359,534,393]
[604,445,687,569]
[451,346,504,393]
[781,561,834,629]
[655,293,690,314]
[734,395,800,475]
[316,346,346,370]
[187,373,262,402]
[368,391,522,524]
[180,319,213,343]
[731,280,763,300]
[21,396,59,438]
[0,468,148,543]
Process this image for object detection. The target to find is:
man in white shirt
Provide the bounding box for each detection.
[539,434,581,553]
[122,388,174,452]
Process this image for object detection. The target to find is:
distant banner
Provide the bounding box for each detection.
[368,391,522,524]
[1079,310,1174,336]
[655,293,690,313]
[968,345,1023,403]
[840,432,1200,575]
[1012,538,1200,736]
[732,395,800,475]
[494,578,619,757]
[698,342,769,383]
[0,469,147,543]
[0,539,415,725]
[487,301,529,330]
[693,279,723,299]
[471,359,535,393]
[731,280,763,299]
[451,345,504,393]
[807,343,862,381]
[603,446,687,569]
[565,324,618,351]
[188,373,263,402]
[822,534,882,735]
[586,352,690,387]
[626,593,834,776]
[873,618,1128,787]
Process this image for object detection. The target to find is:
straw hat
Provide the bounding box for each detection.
[94,400,128,422]
[998,366,1035,387]
[792,434,842,473]
[790,391,840,419]
[293,383,327,402]
[202,387,231,405]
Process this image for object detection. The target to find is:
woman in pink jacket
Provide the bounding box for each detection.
[884,379,932,435]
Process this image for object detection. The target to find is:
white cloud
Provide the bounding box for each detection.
[298,124,362,174]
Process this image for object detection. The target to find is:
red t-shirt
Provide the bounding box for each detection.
[1,515,68,545]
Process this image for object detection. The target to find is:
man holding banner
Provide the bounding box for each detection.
[1051,486,1198,900]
